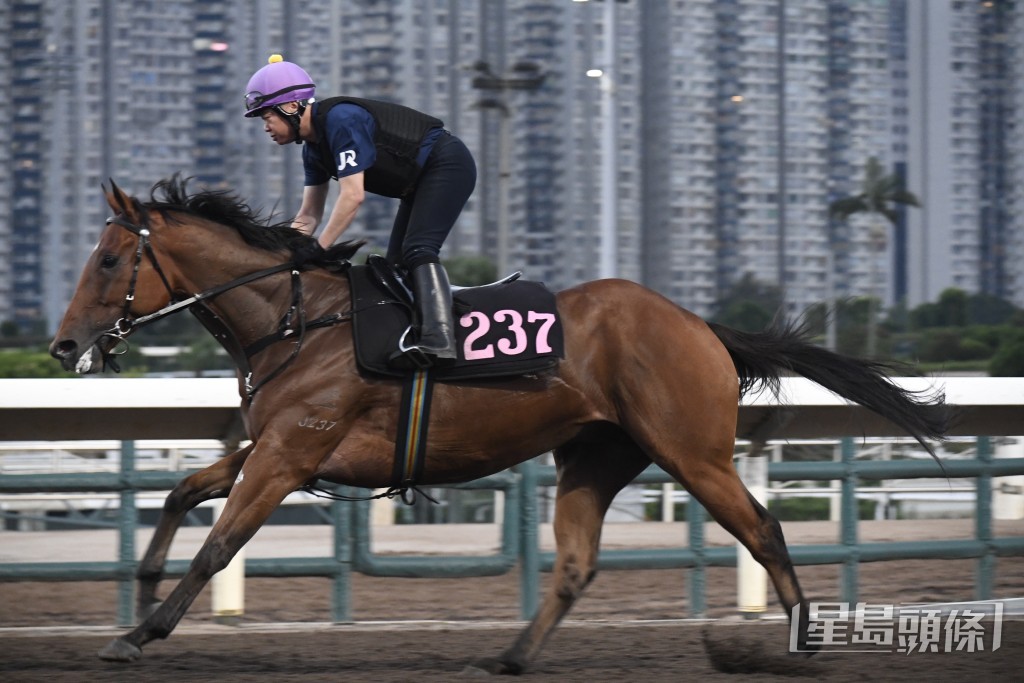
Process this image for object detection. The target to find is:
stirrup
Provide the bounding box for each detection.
[388,326,446,370]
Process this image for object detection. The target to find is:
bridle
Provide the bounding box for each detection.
[106,215,180,337]
[92,214,177,369]
[99,212,349,398]
[104,213,297,334]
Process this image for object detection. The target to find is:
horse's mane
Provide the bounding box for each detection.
[142,174,363,266]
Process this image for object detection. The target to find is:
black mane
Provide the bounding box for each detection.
[142,174,363,266]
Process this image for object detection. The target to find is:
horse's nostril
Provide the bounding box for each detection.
[52,339,78,359]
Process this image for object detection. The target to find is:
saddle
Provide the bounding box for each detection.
[347,256,564,381]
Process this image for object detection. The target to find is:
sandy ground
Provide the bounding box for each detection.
[1,519,1022,681]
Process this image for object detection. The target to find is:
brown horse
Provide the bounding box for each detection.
[50,177,950,673]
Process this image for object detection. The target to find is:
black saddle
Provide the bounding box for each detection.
[347,256,564,380]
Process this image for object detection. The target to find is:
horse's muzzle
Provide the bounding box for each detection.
[50,338,105,374]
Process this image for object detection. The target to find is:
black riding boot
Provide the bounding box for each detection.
[407,262,457,362]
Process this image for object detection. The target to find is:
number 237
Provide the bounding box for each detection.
[460,310,556,360]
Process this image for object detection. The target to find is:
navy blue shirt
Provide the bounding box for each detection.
[303,102,444,187]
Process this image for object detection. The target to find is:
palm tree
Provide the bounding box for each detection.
[828,156,920,357]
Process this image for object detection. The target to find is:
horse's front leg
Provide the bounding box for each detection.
[136,444,253,620]
[100,443,309,662]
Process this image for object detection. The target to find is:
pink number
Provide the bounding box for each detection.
[461,309,557,361]
[460,311,494,360]
[528,311,556,353]
[495,310,528,355]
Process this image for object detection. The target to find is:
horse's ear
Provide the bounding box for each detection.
[104,179,138,220]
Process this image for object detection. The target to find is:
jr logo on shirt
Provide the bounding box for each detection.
[338,150,358,171]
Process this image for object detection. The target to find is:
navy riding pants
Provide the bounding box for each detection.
[386,132,477,269]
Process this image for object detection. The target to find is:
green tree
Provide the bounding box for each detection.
[445,255,498,287]
[711,273,782,332]
[990,331,1024,376]
[909,301,943,330]
[829,157,921,226]
[178,335,233,377]
[829,156,920,357]
[966,293,1018,326]
[714,300,775,332]
[936,288,969,328]
[835,297,873,356]
[0,349,76,378]
[907,288,1012,330]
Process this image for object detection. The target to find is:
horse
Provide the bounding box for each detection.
[49,176,951,673]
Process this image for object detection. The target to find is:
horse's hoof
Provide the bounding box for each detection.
[463,658,523,676]
[98,637,142,662]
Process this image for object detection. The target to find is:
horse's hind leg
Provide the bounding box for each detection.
[136,444,253,619]
[658,452,814,654]
[471,424,650,675]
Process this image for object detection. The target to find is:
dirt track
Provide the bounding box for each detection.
[2,520,1023,681]
[2,619,1022,683]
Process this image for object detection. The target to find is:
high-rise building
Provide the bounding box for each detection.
[0,1,12,329]
[8,0,48,332]
[1011,3,1024,306]
[640,0,899,318]
[905,0,1022,308]
[1,0,1022,336]
[2,1,198,334]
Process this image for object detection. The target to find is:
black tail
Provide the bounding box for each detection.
[708,319,954,457]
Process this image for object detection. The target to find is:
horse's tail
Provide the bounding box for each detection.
[708,319,954,456]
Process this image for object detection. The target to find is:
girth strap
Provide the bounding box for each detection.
[391,369,435,502]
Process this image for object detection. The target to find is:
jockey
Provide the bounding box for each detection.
[244,55,477,365]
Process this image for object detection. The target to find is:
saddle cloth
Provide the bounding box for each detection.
[347,260,564,380]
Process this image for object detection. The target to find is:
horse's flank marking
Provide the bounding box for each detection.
[298,416,339,431]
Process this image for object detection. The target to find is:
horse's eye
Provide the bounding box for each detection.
[100,254,119,269]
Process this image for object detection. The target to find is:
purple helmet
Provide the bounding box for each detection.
[243,55,315,117]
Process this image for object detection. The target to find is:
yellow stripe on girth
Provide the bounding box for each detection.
[403,370,430,480]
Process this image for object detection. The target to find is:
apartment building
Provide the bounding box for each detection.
[1,0,1020,334]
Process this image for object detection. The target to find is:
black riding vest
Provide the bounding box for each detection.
[311,96,443,198]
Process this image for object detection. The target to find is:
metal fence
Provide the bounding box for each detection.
[3,376,1024,624]
[2,436,1023,624]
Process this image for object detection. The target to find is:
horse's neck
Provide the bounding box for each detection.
[199,265,351,350]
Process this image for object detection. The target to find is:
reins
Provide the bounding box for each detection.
[300,482,440,505]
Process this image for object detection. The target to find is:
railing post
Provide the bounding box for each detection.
[840,437,858,605]
[211,498,245,623]
[688,497,706,617]
[331,487,353,622]
[737,451,768,616]
[976,436,993,600]
[117,440,136,626]
[661,483,675,522]
[519,459,539,620]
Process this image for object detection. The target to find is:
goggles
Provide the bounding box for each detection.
[244,83,315,112]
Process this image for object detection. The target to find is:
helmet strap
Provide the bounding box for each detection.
[274,100,309,144]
